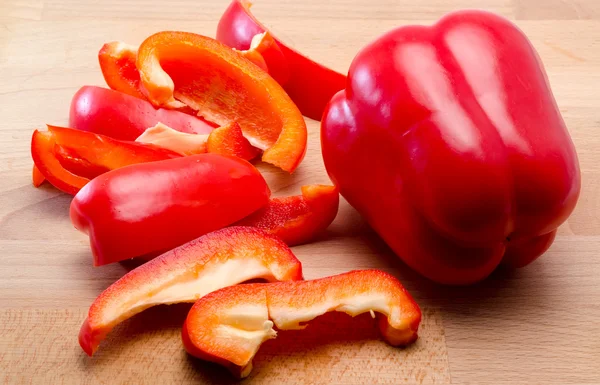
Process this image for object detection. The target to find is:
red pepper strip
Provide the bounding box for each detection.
[236,185,339,246]
[206,122,260,161]
[32,165,45,187]
[98,42,145,100]
[183,270,421,378]
[70,86,215,141]
[217,0,347,120]
[70,154,271,266]
[79,226,303,356]
[31,125,180,195]
[136,31,307,172]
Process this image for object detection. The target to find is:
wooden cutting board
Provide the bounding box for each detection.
[1,0,599,383]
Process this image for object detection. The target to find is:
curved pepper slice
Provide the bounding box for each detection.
[79,226,303,356]
[136,122,259,161]
[70,86,215,141]
[98,42,145,100]
[31,125,180,195]
[32,165,45,187]
[70,153,271,265]
[217,0,347,120]
[236,185,339,245]
[136,31,307,172]
[183,269,421,378]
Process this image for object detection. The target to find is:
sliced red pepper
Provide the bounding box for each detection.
[183,269,421,378]
[236,184,339,245]
[206,122,260,161]
[32,165,45,187]
[98,42,145,100]
[239,31,289,85]
[70,154,271,266]
[217,0,347,120]
[31,125,180,195]
[70,86,215,141]
[136,31,307,172]
[79,226,303,356]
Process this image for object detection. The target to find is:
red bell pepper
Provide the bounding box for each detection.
[321,11,581,285]
[183,270,421,378]
[217,0,347,120]
[236,184,339,246]
[136,31,307,172]
[79,226,303,356]
[31,125,180,195]
[70,86,215,141]
[70,153,270,266]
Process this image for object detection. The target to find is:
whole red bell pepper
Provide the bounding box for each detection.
[217,0,346,120]
[70,153,270,266]
[321,11,581,285]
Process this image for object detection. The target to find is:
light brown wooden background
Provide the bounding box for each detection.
[1,0,600,384]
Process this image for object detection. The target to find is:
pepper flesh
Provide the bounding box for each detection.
[70,153,271,265]
[136,31,307,172]
[98,42,145,100]
[321,11,581,284]
[31,125,180,195]
[217,0,347,120]
[236,185,339,246]
[70,86,215,141]
[79,226,303,356]
[183,270,421,378]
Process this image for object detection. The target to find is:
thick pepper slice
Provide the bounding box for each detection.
[236,185,339,246]
[98,42,145,100]
[321,11,581,284]
[136,122,259,160]
[217,0,347,120]
[183,270,421,378]
[31,125,180,195]
[70,86,215,141]
[70,153,270,266]
[79,226,303,356]
[136,31,307,172]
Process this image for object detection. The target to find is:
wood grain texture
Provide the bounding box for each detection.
[1,0,600,384]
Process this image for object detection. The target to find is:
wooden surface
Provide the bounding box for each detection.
[1,0,600,384]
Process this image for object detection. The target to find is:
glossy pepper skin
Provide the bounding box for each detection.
[217,0,346,120]
[70,154,271,266]
[321,11,581,285]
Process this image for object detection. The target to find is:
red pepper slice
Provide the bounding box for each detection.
[98,42,145,100]
[32,165,45,187]
[79,226,303,356]
[236,184,339,245]
[217,0,347,120]
[70,86,215,141]
[136,31,307,172]
[70,154,271,265]
[183,270,421,378]
[31,125,180,195]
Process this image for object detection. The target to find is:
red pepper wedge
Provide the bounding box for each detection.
[183,270,421,378]
[70,153,271,266]
[136,31,307,173]
[70,86,215,141]
[217,0,347,120]
[321,11,581,284]
[79,226,303,356]
[32,165,45,187]
[236,185,339,246]
[31,125,180,195]
[98,42,145,100]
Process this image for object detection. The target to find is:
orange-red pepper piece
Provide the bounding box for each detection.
[236,184,339,245]
[183,269,421,378]
[79,227,303,356]
[98,42,145,100]
[31,125,180,195]
[136,122,259,161]
[239,32,289,85]
[136,31,307,172]
[32,165,45,187]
